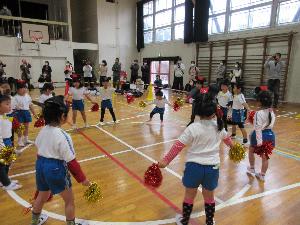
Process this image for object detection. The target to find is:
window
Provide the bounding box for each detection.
[277,0,300,25]
[155,10,172,27]
[209,15,226,34]
[230,0,272,10]
[174,5,185,23]
[175,0,185,6]
[210,0,227,15]
[156,0,172,12]
[175,24,184,39]
[143,1,153,15]
[156,27,171,42]
[144,16,153,30]
[144,31,153,44]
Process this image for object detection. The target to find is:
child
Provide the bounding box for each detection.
[154,75,162,87]
[38,74,46,90]
[67,78,96,129]
[136,76,145,93]
[97,77,118,125]
[39,83,54,104]
[12,81,37,147]
[216,80,232,131]
[0,93,22,190]
[230,82,250,144]
[147,90,172,125]
[32,96,90,225]
[158,94,233,225]
[247,91,275,182]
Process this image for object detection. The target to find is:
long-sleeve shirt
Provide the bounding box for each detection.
[83,65,93,78]
[130,63,139,77]
[264,59,284,80]
[189,66,200,79]
[141,65,150,77]
[253,109,275,145]
[215,65,226,79]
[99,65,108,77]
[42,65,52,76]
[112,63,121,78]
[230,69,242,83]
[174,63,185,77]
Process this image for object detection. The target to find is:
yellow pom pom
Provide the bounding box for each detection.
[175,97,184,107]
[229,142,246,163]
[0,146,17,165]
[139,101,147,108]
[84,182,103,203]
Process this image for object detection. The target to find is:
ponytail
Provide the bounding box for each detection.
[217,116,224,131]
[267,111,272,127]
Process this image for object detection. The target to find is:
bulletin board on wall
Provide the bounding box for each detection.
[21,22,50,44]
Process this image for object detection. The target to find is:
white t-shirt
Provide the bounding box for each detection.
[178,120,228,165]
[12,94,32,110]
[253,109,276,145]
[174,63,185,77]
[151,98,171,108]
[232,93,246,110]
[68,87,88,100]
[0,115,12,140]
[99,87,115,100]
[83,65,93,78]
[39,94,53,104]
[35,126,76,162]
[217,91,232,108]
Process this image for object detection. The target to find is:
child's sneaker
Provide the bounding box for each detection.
[175,214,184,225]
[75,220,89,225]
[37,213,48,225]
[114,120,120,124]
[97,121,105,126]
[246,167,255,176]
[18,140,25,147]
[25,139,34,144]
[231,134,236,139]
[84,123,90,128]
[11,180,19,184]
[3,182,22,190]
[255,173,265,182]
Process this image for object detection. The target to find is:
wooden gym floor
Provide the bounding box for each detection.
[0,88,299,225]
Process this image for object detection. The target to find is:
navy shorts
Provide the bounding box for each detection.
[232,109,245,128]
[182,162,219,191]
[3,138,13,147]
[101,99,113,109]
[250,129,275,147]
[36,156,72,195]
[151,107,165,114]
[72,100,84,111]
[15,110,32,123]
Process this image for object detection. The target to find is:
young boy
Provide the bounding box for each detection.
[217,80,232,131]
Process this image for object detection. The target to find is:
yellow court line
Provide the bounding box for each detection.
[274,149,300,159]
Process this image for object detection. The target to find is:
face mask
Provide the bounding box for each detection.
[45,63,49,66]
[191,64,195,66]
[235,65,238,68]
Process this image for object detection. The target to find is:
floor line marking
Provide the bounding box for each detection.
[94,125,224,204]
[223,184,252,204]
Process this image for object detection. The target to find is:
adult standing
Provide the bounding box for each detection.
[264,53,283,108]
[172,57,185,91]
[230,62,242,91]
[188,60,200,81]
[112,58,121,90]
[99,60,108,86]
[0,60,6,81]
[141,61,150,89]
[64,61,73,83]
[20,59,32,90]
[83,60,93,87]
[42,61,52,82]
[0,5,12,35]
[215,60,227,88]
[130,59,139,83]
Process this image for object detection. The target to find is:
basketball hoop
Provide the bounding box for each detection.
[31,36,43,51]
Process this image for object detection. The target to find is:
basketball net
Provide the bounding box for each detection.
[31,37,43,51]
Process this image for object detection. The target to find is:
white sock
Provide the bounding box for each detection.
[24,136,28,142]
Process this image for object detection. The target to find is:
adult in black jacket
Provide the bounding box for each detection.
[141,61,150,89]
[130,59,139,83]
[42,61,52,82]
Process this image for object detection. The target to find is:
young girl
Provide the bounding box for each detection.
[247,91,275,182]
[67,78,96,129]
[32,96,90,225]
[147,90,172,125]
[12,81,37,147]
[0,93,22,190]
[217,80,232,131]
[158,94,233,225]
[230,83,250,144]
[39,83,54,104]
[97,77,118,125]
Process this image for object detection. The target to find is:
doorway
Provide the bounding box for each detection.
[150,61,170,85]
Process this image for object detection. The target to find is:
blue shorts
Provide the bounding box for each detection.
[250,129,275,147]
[15,110,32,123]
[182,162,219,191]
[101,99,113,109]
[232,109,245,123]
[151,107,165,114]
[3,138,13,147]
[72,100,84,111]
[36,156,72,195]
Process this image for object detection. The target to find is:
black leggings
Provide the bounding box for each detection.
[0,164,11,186]
[100,108,116,122]
[150,111,164,121]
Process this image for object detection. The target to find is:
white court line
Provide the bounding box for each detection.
[94,125,224,204]
[221,184,252,204]
[10,139,178,179]
[17,143,34,153]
